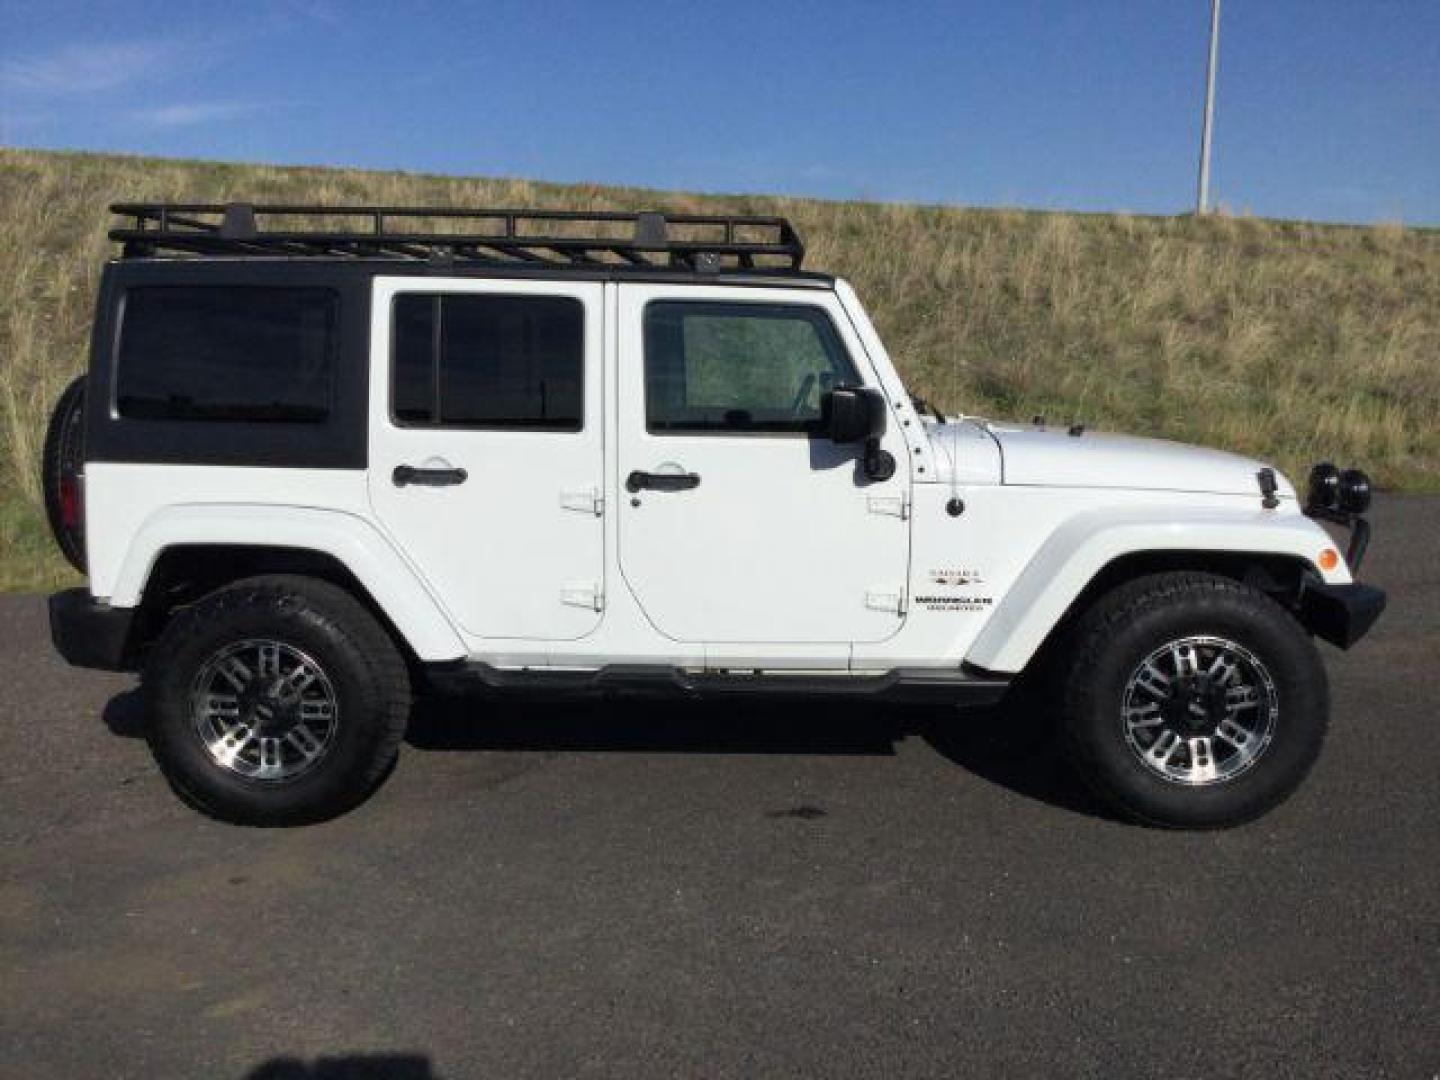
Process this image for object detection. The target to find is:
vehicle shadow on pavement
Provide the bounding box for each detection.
[102,688,148,738]
[405,693,903,756]
[245,1054,436,1079]
[98,686,1114,822]
[404,692,1116,822]
[920,704,1120,822]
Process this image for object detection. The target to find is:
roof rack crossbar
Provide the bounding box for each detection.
[109,202,806,271]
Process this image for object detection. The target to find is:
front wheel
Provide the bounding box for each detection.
[144,575,411,825]
[1061,572,1328,828]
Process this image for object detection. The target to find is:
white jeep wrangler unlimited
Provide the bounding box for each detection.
[45,203,1385,827]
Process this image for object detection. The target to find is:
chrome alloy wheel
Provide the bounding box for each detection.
[1121,636,1279,786]
[190,639,340,782]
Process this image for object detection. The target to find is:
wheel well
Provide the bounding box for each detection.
[1027,549,1315,673]
[131,545,420,671]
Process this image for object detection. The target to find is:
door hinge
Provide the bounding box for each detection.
[560,487,605,516]
[866,492,910,520]
[865,589,907,616]
[560,582,605,612]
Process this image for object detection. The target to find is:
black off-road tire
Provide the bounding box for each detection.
[144,575,411,826]
[1061,571,1328,829]
[41,374,87,572]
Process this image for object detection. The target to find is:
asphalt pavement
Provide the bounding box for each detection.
[2,496,1437,1078]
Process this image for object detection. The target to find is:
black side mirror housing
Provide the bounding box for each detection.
[820,386,896,482]
[821,386,887,445]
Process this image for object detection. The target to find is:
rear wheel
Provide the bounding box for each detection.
[41,374,87,572]
[144,575,411,825]
[1061,572,1328,828]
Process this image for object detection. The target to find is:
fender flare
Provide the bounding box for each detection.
[964,505,1346,674]
[109,504,467,662]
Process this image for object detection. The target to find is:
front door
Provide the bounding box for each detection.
[615,284,911,656]
[368,277,605,642]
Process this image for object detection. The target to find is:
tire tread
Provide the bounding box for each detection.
[1060,571,1327,828]
[143,574,410,825]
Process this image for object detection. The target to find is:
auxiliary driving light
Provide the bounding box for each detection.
[1307,462,1341,510]
[1337,468,1372,514]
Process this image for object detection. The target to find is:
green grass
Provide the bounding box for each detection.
[3,146,1438,591]
[0,498,79,592]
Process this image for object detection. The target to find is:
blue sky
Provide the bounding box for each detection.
[2,1,1436,224]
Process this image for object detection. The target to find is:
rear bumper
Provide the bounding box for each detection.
[48,588,136,671]
[1299,581,1386,650]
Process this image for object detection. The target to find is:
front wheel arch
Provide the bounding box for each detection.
[1020,550,1317,678]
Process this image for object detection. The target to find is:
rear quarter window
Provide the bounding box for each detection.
[116,286,337,423]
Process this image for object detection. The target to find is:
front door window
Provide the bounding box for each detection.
[643,302,857,435]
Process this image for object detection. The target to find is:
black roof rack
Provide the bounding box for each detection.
[109,202,805,272]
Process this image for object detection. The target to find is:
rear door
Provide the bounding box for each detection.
[614,284,912,657]
[367,276,605,642]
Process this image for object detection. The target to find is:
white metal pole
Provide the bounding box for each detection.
[1197,0,1221,214]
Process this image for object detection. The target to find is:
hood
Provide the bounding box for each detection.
[982,422,1295,498]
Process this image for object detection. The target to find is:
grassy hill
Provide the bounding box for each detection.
[2,146,1437,591]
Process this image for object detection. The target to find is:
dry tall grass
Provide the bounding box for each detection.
[2,147,1437,591]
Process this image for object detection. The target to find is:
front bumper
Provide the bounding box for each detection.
[49,588,136,671]
[1299,581,1386,650]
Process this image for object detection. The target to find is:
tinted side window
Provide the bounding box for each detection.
[643,302,857,434]
[392,294,435,425]
[392,294,583,430]
[117,287,336,422]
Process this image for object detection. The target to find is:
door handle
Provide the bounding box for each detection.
[393,464,468,487]
[626,470,700,493]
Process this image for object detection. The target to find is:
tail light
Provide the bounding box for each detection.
[59,474,81,532]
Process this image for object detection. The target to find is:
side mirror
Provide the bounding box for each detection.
[820,386,896,482]
[821,386,887,445]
